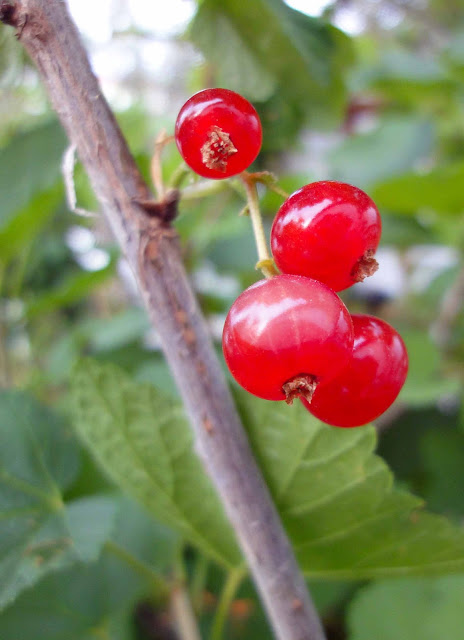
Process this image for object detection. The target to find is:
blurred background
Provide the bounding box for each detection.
[1,0,464,638]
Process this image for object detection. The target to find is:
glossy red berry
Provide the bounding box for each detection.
[271,181,381,291]
[302,314,408,427]
[175,88,262,179]
[222,274,354,402]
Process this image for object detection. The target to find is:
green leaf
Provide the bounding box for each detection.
[26,258,115,318]
[108,495,179,578]
[399,329,461,406]
[421,429,464,516]
[0,120,67,228]
[0,497,176,640]
[0,183,64,263]
[237,393,464,578]
[372,162,464,216]
[0,391,117,610]
[72,360,464,579]
[347,576,464,640]
[0,557,136,640]
[84,307,151,353]
[328,116,435,189]
[190,0,352,120]
[71,360,241,569]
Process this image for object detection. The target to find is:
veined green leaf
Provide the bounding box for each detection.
[347,575,464,640]
[0,496,176,640]
[0,391,116,610]
[239,394,464,578]
[190,0,352,120]
[71,360,241,569]
[71,360,464,579]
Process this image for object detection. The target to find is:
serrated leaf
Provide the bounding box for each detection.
[347,576,464,640]
[72,360,464,579]
[237,393,464,578]
[0,391,117,609]
[190,0,352,119]
[71,360,241,569]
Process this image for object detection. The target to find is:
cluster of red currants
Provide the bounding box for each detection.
[175,88,408,428]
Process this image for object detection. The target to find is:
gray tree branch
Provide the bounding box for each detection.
[1,2,327,638]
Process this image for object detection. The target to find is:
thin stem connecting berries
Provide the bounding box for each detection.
[175,88,262,179]
[175,89,407,427]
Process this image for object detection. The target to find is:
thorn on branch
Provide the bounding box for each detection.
[0,1,17,26]
[0,2,28,39]
[134,189,180,225]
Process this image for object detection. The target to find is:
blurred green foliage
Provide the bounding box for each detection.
[1,0,464,638]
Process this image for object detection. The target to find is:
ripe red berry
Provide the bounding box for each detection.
[175,88,262,179]
[302,314,408,427]
[222,274,354,402]
[270,181,381,291]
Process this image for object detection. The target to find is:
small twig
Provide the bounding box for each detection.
[151,130,174,201]
[180,179,228,201]
[0,320,10,389]
[171,549,204,640]
[190,554,209,613]
[209,567,247,640]
[241,172,278,278]
[171,583,203,640]
[62,144,98,218]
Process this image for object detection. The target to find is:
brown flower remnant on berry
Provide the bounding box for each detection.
[201,126,237,171]
[282,374,318,405]
[351,248,379,283]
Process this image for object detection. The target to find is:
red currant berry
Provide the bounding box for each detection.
[222,274,354,402]
[175,88,262,179]
[302,314,408,427]
[271,181,381,291]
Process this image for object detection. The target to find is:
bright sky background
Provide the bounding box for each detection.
[67,0,196,42]
[67,0,370,48]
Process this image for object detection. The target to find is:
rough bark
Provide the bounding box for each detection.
[1,2,327,638]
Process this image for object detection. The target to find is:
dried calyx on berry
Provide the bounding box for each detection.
[271,180,381,292]
[301,314,408,427]
[222,274,354,403]
[175,88,262,180]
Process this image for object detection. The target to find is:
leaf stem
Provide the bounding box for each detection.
[171,581,204,640]
[0,266,11,388]
[190,553,209,613]
[104,539,170,596]
[209,566,247,640]
[151,130,174,201]
[241,173,278,278]
[181,179,229,201]
[171,547,204,640]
